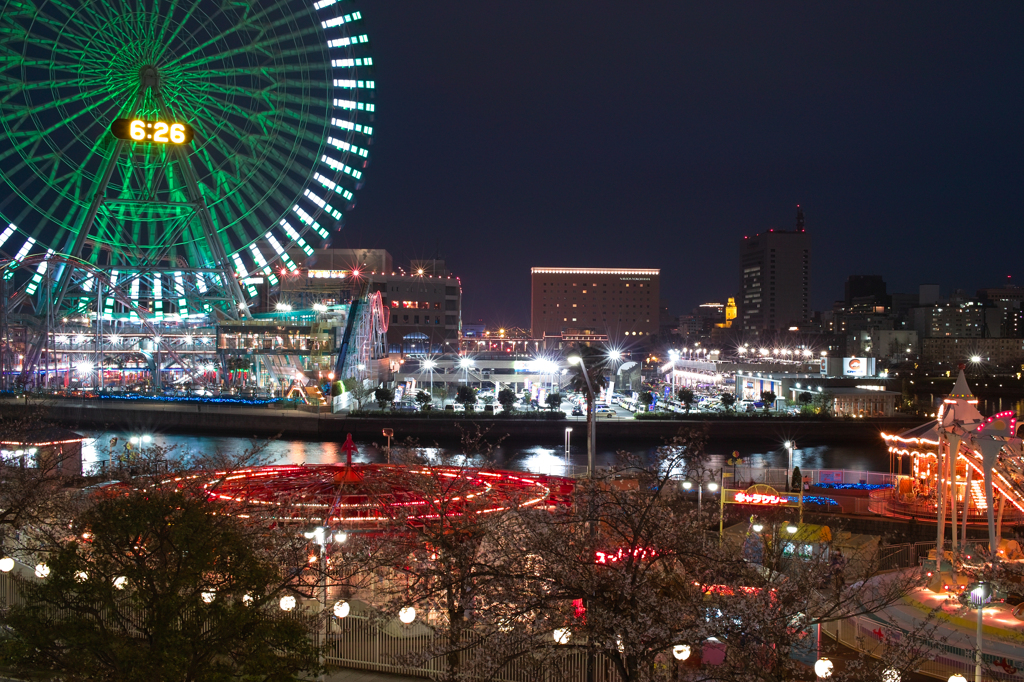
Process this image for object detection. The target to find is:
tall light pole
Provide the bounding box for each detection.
[458,356,473,390]
[785,440,794,491]
[970,582,991,682]
[567,354,595,478]
[303,526,348,682]
[422,358,436,408]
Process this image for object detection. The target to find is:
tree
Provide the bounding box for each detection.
[639,390,654,411]
[344,378,374,410]
[792,465,803,492]
[760,390,777,413]
[374,386,394,410]
[798,391,813,406]
[497,387,517,414]
[676,387,694,414]
[720,393,737,412]
[545,392,563,411]
[476,433,931,682]
[456,385,477,412]
[415,389,432,411]
[0,407,80,541]
[365,442,523,682]
[0,490,320,681]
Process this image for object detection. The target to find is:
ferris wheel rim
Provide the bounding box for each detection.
[0,0,373,290]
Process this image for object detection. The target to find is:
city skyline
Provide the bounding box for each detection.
[333,1,1022,327]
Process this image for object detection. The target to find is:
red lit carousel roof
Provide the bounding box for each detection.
[161,464,575,527]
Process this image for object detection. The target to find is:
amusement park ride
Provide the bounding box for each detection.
[883,369,1024,586]
[0,0,385,395]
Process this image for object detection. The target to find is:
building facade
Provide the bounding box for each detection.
[921,338,1024,366]
[530,268,660,343]
[739,208,810,334]
[279,249,462,356]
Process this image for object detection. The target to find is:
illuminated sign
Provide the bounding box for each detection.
[843,357,869,376]
[307,270,349,279]
[110,119,194,144]
[734,492,787,505]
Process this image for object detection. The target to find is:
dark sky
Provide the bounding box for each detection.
[336,1,1024,328]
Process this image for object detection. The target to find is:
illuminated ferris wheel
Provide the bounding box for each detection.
[0,0,374,318]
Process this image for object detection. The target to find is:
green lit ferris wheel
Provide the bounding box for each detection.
[0,0,373,319]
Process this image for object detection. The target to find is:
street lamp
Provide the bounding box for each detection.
[567,353,595,478]
[814,657,833,679]
[564,427,572,461]
[970,582,992,682]
[303,526,348,682]
[458,356,473,390]
[784,441,794,490]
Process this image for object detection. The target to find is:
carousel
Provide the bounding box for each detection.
[881,369,1024,564]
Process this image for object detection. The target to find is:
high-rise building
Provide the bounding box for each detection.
[739,207,810,334]
[530,268,660,343]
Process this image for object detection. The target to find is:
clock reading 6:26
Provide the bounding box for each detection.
[110,118,194,144]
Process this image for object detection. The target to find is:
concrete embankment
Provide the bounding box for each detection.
[2,398,927,446]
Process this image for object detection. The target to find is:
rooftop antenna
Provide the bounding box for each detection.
[795,205,805,232]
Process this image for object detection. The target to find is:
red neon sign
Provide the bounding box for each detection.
[734,492,787,505]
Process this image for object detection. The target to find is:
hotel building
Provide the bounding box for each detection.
[530,267,660,345]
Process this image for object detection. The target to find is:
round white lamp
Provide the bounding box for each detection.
[279,595,297,611]
[814,658,833,679]
[34,563,50,579]
[672,644,691,661]
[0,557,14,572]
[553,628,571,644]
[201,591,216,604]
[113,576,127,590]
[334,600,351,618]
[399,606,416,624]
[948,675,967,682]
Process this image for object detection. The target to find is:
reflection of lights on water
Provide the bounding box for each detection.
[521,449,569,476]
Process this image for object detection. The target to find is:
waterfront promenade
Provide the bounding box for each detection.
[2,396,928,444]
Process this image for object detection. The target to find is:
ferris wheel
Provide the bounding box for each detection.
[0,0,373,319]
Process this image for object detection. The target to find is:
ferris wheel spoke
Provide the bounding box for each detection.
[150,0,201,65]
[0,92,120,165]
[168,22,323,73]
[159,0,302,69]
[0,83,120,126]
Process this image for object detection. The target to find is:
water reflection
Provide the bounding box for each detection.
[78,429,892,476]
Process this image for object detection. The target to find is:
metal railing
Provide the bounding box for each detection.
[821,613,1024,681]
[326,614,622,681]
[876,542,935,571]
[868,489,1024,526]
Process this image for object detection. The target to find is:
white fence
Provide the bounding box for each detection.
[326,614,622,681]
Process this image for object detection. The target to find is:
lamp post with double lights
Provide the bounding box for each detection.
[302,526,348,682]
[970,582,992,682]
[567,353,595,478]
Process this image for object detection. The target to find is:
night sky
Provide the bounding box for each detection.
[337,1,1023,328]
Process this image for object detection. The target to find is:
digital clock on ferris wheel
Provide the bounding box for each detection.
[110,118,194,144]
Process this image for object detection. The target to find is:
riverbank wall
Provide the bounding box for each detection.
[3,398,928,446]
